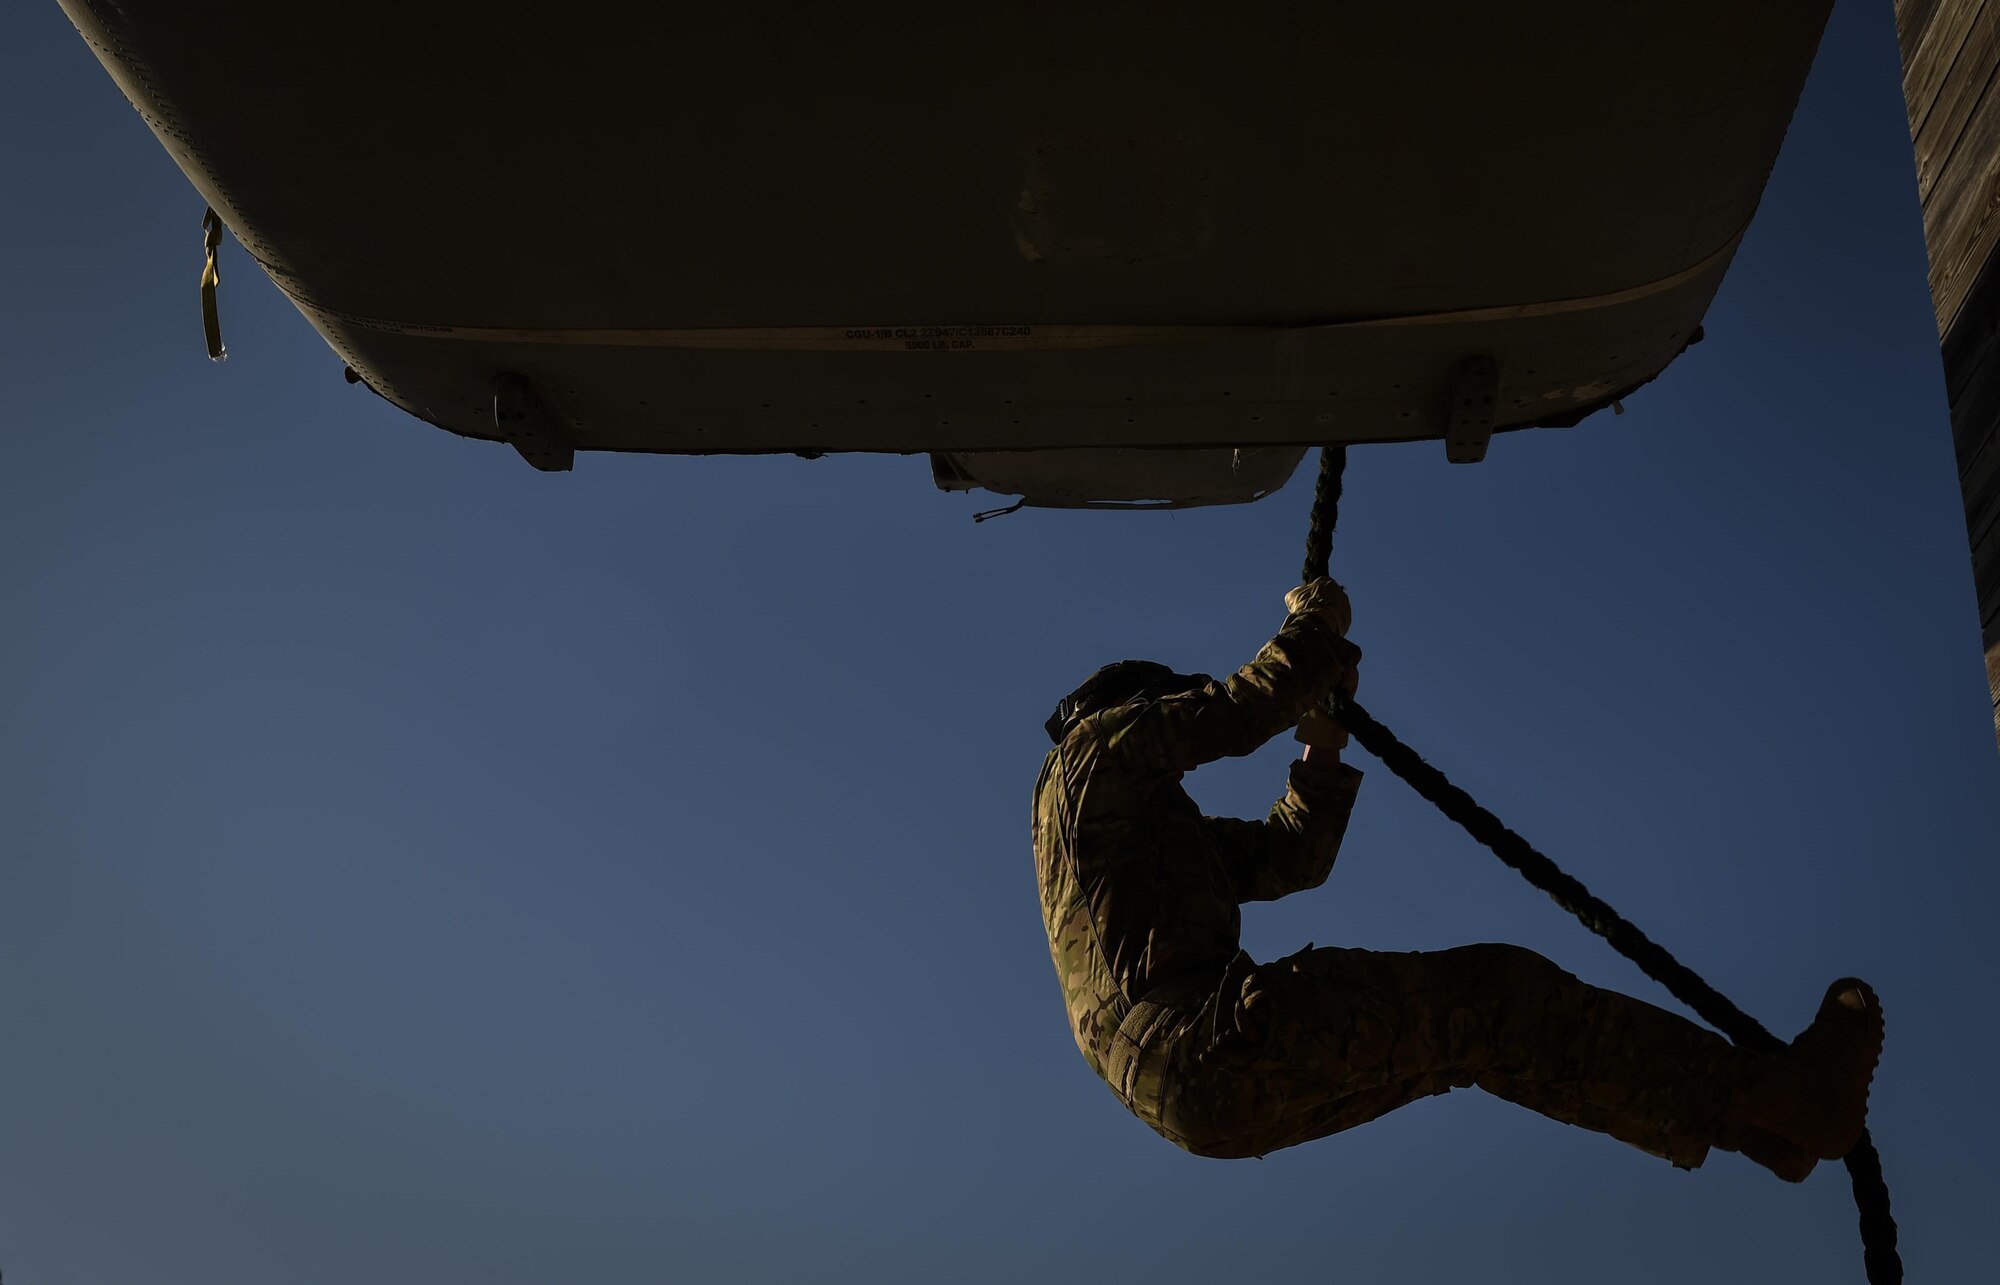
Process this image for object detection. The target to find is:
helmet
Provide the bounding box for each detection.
[1045,660,1212,743]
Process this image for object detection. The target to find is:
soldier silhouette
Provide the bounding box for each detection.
[1033,578,1882,1181]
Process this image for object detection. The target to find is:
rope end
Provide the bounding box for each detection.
[973,497,1028,523]
[200,207,226,362]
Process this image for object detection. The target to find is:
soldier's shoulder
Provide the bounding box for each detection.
[1083,702,1152,741]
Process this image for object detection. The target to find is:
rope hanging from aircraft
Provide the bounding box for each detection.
[1299,446,1902,1284]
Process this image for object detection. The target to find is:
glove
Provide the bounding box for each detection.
[1294,634,1362,752]
[1295,706,1349,751]
[1284,577,1352,637]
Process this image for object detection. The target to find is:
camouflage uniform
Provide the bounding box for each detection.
[1033,608,1759,1168]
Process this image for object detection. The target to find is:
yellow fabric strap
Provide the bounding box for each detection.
[200,208,225,361]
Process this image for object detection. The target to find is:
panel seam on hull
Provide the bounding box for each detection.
[262,230,1745,352]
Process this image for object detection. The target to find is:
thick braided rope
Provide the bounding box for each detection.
[1300,444,1344,589]
[1301,447,1900,1283]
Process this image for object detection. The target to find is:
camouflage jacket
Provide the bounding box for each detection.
[1032,614,1363,1084]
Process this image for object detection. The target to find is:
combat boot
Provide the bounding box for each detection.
[1724,978,1884,1169]
[1728,1126,1818,1183]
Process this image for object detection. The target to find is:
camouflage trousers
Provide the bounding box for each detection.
[1105,943,1759,1168]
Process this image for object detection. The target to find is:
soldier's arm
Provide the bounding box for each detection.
[1204,753,1363,903]
[1102,583,1358,774]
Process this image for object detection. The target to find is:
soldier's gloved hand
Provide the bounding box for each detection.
[1296,706,1349,752]
[1331,636,1360,701]
[1295,636,1362,756]
[1285,578,1352,637]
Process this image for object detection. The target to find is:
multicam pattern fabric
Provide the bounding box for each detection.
[1131,943,1755,1168]
[1032,610,1356,1085]
[1033,615,1758,1170]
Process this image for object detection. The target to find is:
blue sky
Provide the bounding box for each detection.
[4,3,1997,1283]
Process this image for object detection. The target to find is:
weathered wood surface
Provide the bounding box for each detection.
[1899,0,2000,739]
[1900,0,2000,334]
[1909,7,1999,201]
